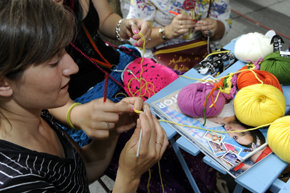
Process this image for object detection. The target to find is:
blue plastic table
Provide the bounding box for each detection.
[146,39,290,193]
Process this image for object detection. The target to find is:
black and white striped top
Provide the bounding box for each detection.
[0,112,89,192]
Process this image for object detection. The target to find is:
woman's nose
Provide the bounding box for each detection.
[62,53,79,76]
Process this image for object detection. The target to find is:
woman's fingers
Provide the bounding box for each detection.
[124,19,152,47]
[153,116,168,158]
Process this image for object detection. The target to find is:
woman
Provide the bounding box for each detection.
[0,0,168,192]
[124,0,232,72]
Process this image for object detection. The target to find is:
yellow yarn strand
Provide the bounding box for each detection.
[209,89,221,108]
[147,168,151,193]
[130,34,165,192]
[127,32,156,98]
[158,161,165,193]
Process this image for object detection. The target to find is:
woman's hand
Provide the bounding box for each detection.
[114,97,144,134]
[119,19,152,47]
[195,18,225,40]
[165,14,195,39]
[113,104,168,193]
[71,97,143,138]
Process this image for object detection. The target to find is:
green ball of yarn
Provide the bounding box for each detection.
[260,52,290,85]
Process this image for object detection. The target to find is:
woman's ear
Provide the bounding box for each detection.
[0,79,13,97]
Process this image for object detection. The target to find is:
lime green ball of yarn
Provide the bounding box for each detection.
[234,84,286,127]
[260,52,290,85]
[267,116,290,163]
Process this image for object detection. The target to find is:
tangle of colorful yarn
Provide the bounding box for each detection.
[123,33,178,100]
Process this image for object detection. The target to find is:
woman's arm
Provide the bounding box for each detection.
[146,14,195,48]
[50,96,143,138]
[90,0,151,46]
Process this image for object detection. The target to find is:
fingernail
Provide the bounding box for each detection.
[138,41,142,46]
[130,107,134,113]
[133,35,138,40]
[133,43,138,47]
[134,30,139,34]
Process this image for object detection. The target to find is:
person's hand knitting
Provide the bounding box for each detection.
[113,104,168,193]
[119,18,152,47]
[163,14,195,39]
[195,17,225,40]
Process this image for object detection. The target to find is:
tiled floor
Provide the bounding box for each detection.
[90,0,290,192]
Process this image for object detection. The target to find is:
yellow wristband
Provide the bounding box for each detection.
[66,102,81,130]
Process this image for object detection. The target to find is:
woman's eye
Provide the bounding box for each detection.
[50,61,60,67]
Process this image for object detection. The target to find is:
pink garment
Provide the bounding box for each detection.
[123,57,179,100]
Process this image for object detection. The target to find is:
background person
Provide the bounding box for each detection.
[123,0,232,61]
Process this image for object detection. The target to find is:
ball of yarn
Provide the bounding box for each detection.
[234,84,286,127]
[237,70,282,92]
[177,82,226,117]
[267,116,290,163]
[234,32,273,63]
[260,52,290,85]
[122,57,178,100]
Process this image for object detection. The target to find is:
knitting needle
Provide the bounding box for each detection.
[136,128,142,157]
[135,107,145,158]
[168,10,197,23]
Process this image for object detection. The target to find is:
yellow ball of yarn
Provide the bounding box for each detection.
[234,84,286,127]
[267,116,290,163]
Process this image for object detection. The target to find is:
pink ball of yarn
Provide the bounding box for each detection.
[177,82,226,117]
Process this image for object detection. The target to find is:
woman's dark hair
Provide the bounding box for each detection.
[0,0,75,79]
[235,116,266,148]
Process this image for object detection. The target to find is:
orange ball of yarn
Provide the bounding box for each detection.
[237,70,282,92]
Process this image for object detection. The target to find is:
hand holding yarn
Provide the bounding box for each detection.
[166,14,195,39]
[195,18,219,39]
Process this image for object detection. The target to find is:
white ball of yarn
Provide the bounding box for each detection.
[234,32,273,63]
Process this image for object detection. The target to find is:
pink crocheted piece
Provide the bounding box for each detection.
[122,57,179,100]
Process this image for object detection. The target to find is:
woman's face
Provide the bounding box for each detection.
[224,120,254,146]
[9,50,79,111]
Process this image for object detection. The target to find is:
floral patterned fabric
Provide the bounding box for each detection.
[123,0,232,53]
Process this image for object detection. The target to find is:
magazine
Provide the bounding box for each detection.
[151,83,271,178]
